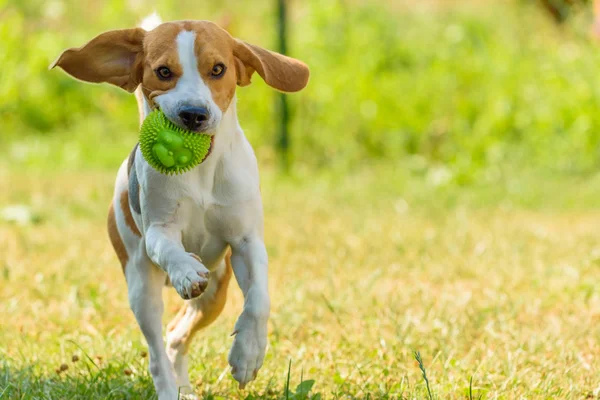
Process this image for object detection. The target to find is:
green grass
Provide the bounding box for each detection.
[2,155,600,398]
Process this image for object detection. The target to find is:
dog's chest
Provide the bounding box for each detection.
[178,158,261,267]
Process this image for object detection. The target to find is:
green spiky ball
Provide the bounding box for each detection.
[139,110,212,175]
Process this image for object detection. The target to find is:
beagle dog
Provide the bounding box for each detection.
[51,15,309,399]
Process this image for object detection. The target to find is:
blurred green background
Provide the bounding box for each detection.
[3,0,600,183]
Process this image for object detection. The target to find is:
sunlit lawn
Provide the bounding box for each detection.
[1,157,600,399]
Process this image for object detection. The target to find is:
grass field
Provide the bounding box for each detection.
[2,160,600,399]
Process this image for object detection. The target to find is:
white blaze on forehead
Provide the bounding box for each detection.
[153,29,222,131]
[175,30,213,103]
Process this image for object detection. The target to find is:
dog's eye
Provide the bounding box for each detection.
[211,63,226,78]
[156,66,172,80]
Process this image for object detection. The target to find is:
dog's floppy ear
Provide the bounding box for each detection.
[50,28,145,93]
[233,39,309,92]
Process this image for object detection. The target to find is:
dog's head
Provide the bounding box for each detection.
[51,20,309,133]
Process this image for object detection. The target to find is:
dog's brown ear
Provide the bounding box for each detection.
[50,28,146,93]
[233,39,309,92]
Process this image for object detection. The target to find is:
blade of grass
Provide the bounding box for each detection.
[285,359,292,400]
[413,351,434,400]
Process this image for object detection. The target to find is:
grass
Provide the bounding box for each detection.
[1,154,600,399]
[413,352,434,400]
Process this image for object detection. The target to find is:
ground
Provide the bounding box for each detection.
[1,163,600,399]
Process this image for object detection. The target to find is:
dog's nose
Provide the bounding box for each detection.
[178,106,209,131]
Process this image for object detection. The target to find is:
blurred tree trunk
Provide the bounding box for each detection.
[539,0,578,23]
[538,0,600,38]
[276,0,290,169]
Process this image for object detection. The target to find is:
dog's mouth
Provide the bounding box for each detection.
[201,136,215,163]
[153,106,215,163]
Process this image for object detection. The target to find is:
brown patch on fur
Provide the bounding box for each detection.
[140,22,188,103]
[167,249,233,352]
[107,202,128,270]
[120,190,141,237]
[188,21,238,112]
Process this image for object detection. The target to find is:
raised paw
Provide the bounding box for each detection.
[228,313,268,389]
[169,257,209,300]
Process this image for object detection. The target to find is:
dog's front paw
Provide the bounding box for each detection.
[169,255,209,299]
[228,312,268,389]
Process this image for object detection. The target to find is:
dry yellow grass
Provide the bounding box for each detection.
[1,166,600,399]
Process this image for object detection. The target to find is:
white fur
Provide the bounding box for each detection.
[154,31,222,133]
[140,12,162,31]
[113,25,270,399]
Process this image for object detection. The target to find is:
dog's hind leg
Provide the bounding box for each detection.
[166,251,233,391]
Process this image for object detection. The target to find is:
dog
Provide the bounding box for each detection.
[51,14,309,399]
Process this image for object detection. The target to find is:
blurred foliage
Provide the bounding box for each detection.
[2,0,600,182]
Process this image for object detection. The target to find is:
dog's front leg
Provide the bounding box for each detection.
[228,235,270,389]
[144,211,210,300]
